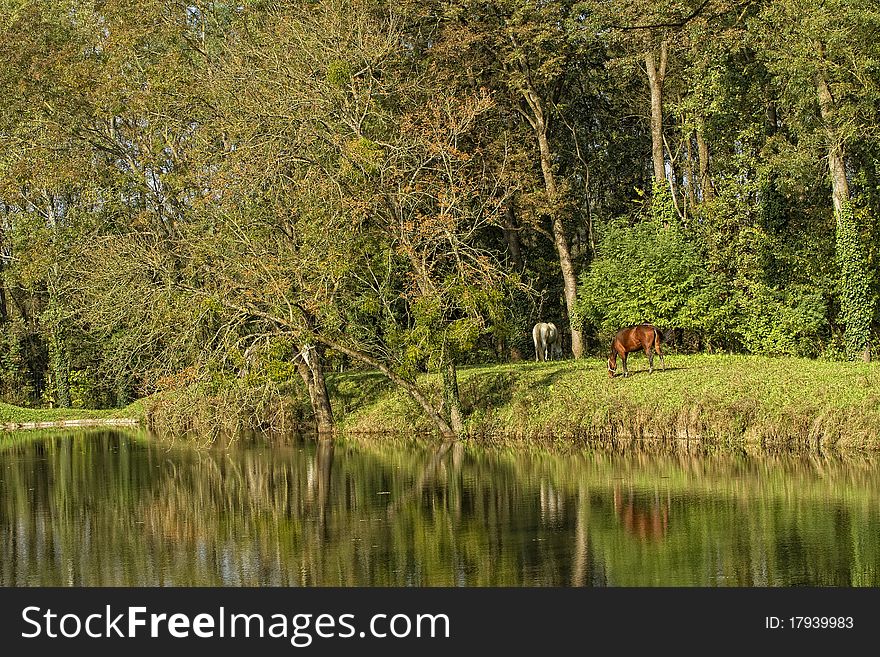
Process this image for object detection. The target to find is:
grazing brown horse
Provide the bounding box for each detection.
[607,324,665,378]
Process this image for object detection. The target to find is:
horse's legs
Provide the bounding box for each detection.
[646,346,654,374]
[622,352,629,377]
[654,329,666,370]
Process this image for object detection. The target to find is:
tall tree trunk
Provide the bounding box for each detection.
[816,48,872,362]
[645,41,668,185]
[296,343,335,433]
[45,298,70,409]
[441,357,464,436]
[523,86,584,358]
[502,201,524,271]
[685,133,698,212]
[816,75,850,214]
[696,117,714,202]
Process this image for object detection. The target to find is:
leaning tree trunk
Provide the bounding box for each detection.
[523,86,584,359]
[815,51,872,362]
[315,336,457,439]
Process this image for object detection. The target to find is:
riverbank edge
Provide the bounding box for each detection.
[1,417,140,431]
[328,355,880,451]
[0,399,145,433]
[4,355,880,450]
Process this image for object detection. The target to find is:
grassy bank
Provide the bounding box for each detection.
[5,354,879,450]
[331,354,880,449]
[0,400,145,429]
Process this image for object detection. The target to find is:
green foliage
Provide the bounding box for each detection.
[737,283,827,356]
[326,59,352,88]
[577,217,704,341]
[579,186,833,356]
[836,202,875,359]
[650,179,678,227]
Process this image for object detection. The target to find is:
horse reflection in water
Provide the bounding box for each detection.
[613,484,670,542]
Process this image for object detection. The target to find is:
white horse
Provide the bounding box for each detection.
[533,322,563,362]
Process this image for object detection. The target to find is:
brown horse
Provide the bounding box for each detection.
[607,324,665,377]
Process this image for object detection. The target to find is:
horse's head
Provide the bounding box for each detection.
[607,353,617,377]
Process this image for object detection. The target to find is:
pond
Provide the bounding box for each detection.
[1,430,879,586]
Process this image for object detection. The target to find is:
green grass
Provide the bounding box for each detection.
[330,354,880,449]
[0,399,145,426]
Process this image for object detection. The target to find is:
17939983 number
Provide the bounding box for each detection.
[790,617,854,629]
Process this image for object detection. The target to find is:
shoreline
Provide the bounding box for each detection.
[1,417,140,432]
[4,355,880,451]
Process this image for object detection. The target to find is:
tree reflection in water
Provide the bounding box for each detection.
[1,431,879,586]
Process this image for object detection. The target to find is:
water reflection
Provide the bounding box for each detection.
[612,485,669,543]
[1,431,879,586]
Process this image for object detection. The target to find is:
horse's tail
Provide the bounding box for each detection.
[660,327,675,344]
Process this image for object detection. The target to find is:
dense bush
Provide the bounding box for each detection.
[578,195,831,357]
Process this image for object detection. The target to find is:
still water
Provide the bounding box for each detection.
[1,430,879,586]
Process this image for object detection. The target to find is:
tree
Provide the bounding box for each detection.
[756,0,880,360]
[150,0,519,437]
[427,0,613,358]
